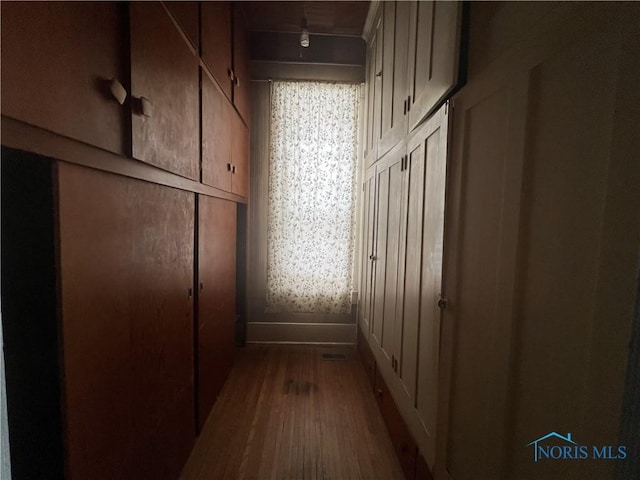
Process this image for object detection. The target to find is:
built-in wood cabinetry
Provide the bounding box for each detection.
[364,0,462,164]
[2,1,250,477]
[197,196,237,432]
[360,105,449,471]
[361,2,640,480]
[202,1,233,101]
[0,2,126,155]
[130,2,200,180]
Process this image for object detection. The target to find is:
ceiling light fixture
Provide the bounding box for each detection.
[300,17,310,48]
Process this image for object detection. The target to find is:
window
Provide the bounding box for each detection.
[266,81,360,314]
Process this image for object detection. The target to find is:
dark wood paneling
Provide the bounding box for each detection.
[231,110,250,198]
[197,196,237,431]
[165,1,200,50]
[1,115,247,205]
[244,1,370,36]
[1,149,64,480]
[250,31,366,65]
[202,1,233,100]
[202,71,232,191]
[0,2,126,155]
[57,163,195,479]
[130,2,199,180]
[233,4,251,124]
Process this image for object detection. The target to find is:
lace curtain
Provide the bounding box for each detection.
[266,81,360,314]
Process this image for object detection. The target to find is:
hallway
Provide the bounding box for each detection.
[181,346,404,480]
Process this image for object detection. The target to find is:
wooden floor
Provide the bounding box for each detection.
[181,345,404,480]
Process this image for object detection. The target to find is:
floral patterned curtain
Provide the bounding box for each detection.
[266,81,360,314]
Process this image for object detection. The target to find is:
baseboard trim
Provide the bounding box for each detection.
[247,322,357,345]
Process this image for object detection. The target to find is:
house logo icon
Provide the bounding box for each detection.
[526,432,577,462]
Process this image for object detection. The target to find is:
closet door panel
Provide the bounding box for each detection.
[361,170,377,332]
[201,1,232,100]
[57,163,194,480]
[231,110,250,198]
[130,2,199,180]
[202,71,232,191]
[198,196,237,430]
[233,3,251,123]
[408,1,461,131]
[415,106,449,467]
[371,167,389,347]
[396,142,425,403]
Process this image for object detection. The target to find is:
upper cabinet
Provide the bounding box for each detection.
[407,1,462,131]
[232,3,251,124]
[165,1,200,50]
[201,1,250,126]
[202,1,233,101]
[0,2,126,155]
[364,0,462,164]
[130,2,200,180]
[378,1,410,157]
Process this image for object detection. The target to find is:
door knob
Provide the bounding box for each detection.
[437,296,449,309]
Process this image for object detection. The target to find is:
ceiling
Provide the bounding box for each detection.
[243,1,371,37]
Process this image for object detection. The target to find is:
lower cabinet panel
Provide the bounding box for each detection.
[197,195,237,431]
[57,163,195,479]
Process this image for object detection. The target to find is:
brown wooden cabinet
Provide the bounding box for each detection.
[2,153,196,480]
[231,109,250,198]
[0,2,126,155]
[232,3,251,124]
[197,195,237,431]
[202,69,233,191]
[201,1,233,101]
[130,1,199,180]
[165,1,199,50]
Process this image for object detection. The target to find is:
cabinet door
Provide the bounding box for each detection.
[198,195,237,431]
[130,2,199,180]
[233,3,251,124]
[231,110,250,198]
[360,168,377,333]
[364,34,378,166]
[379,2,410,156]
[0,2,125,154]
[407,1,461,131]
[202,1,232,101]
[57,163,194,480]
[370,144,404,366]
[395,139,426,406]
[165,1,199,50]
[412,105,449,467]
[202,70,233,191]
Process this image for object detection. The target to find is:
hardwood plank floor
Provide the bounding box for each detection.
[181,345,405,480]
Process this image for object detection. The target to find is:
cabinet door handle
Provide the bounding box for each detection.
[227,162,232,172]
[228,68,235,81]
[188,287,193,298]
[140,97,153,117]
[109,78,127,105]
[376,388,383,397]
[407,95,411,112]
[234,76,240,87]
[376,72,382,79]
[369,254,377,261]
[200,282,204,292]
[403,99,407,115]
